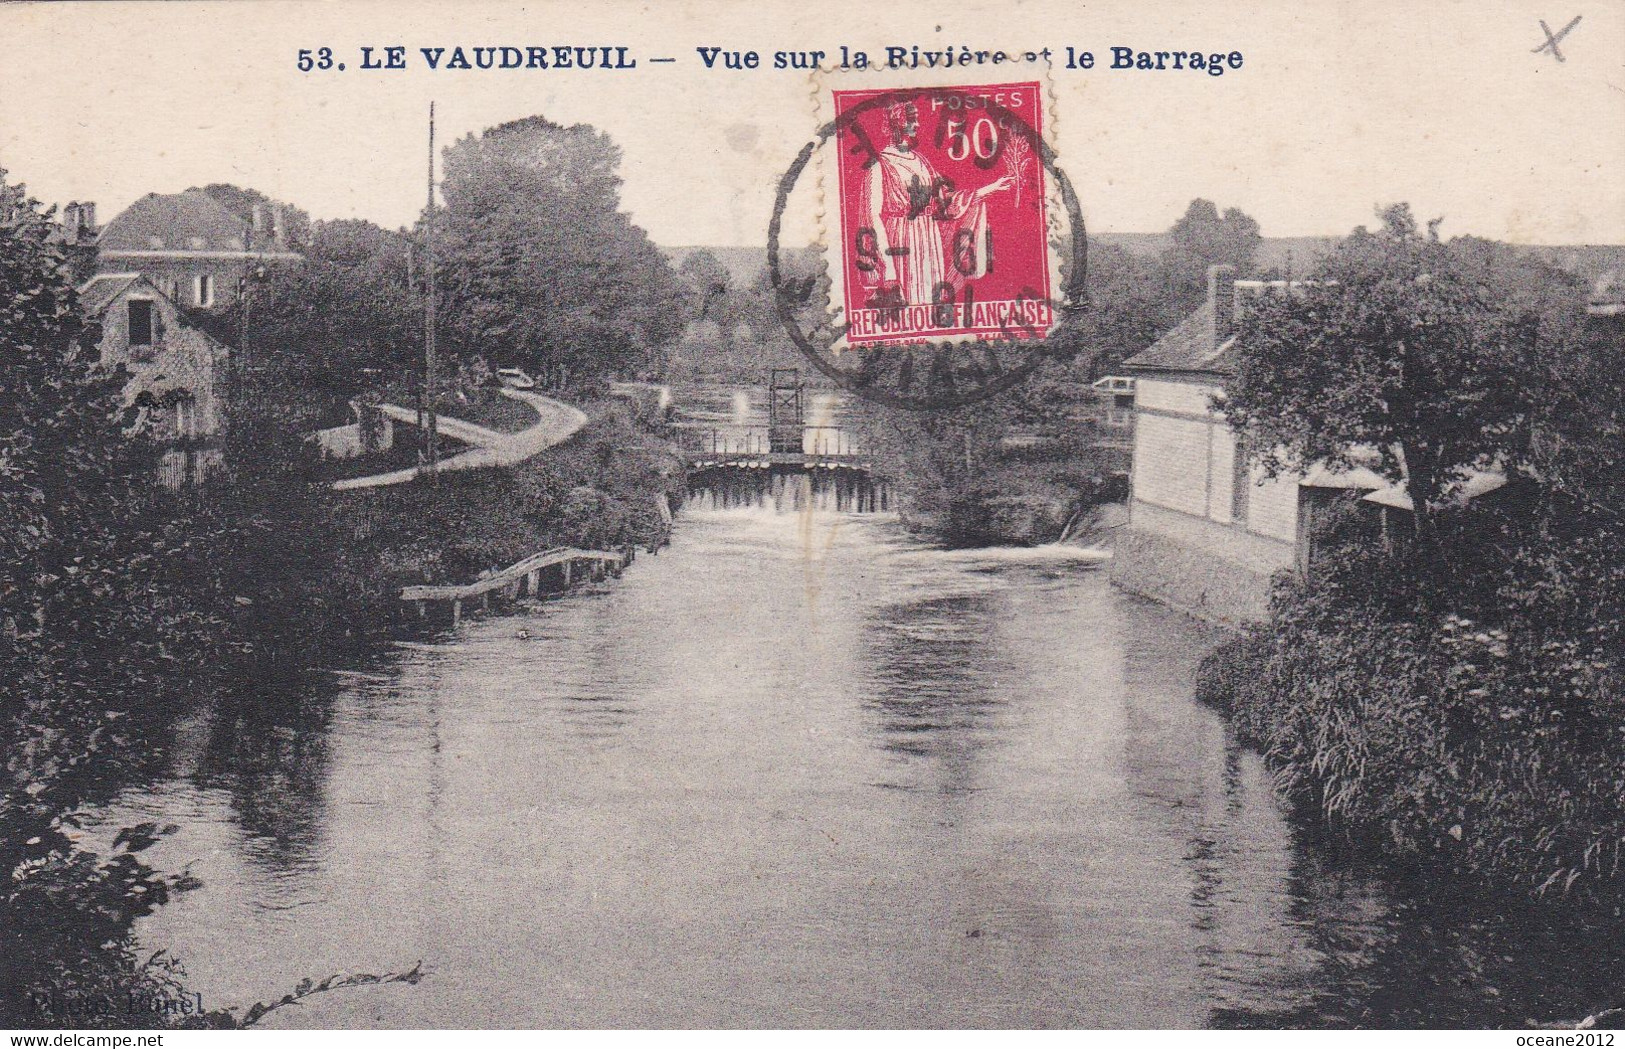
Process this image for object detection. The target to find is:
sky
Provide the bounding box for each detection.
[1,0,1622,247]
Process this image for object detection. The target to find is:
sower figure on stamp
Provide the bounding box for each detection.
[861,99,1013,310]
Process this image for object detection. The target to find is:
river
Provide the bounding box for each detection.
[87,501,1615,1028]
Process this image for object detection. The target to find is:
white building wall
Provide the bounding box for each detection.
[1135,376,1220,417]
[1132,412,1210,517]
[1246,466,1300,544]
[1130,371,1305,571]
[1207,427,1236,523]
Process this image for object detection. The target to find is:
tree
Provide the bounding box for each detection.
[191,183,311,251]
[1076,240,1196,373]
[1162,198,1262,303]
[1220,205,1543,542]
[677,249,731,323]
[436,116,685,385]
[246,218,419,411]
[1445,235,1623,522]
[1,169,212,1020]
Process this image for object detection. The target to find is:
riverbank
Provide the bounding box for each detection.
[83,506,1625,1029]
[1191,515,1625,910]
[237,399,683,664]
[860,414,1128,548]
[1,398,684,1029]
[1104,503,1282,629]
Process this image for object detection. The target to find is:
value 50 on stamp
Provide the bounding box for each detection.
[832,82,1055,348]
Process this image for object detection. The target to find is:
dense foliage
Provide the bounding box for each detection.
[0,170,217,1024]
[1163,197,1262,301]
[1221,206,1546,542]
[1199,501,1625,897]
[244,218,420,413]
[438,116,685,384]
[852,388,1124,545]
[1199,206,1625,900]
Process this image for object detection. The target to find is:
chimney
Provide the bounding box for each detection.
[81,201,96,230]
[1208,264,1236,348]
[271,204,286,245]
[64,202,81,234]
[252,202,266,237]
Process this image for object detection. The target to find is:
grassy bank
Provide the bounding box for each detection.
[854,401,1127,547]
[1194,508,1625,904]
[427,386,539,434]
[921,443,1129,547]
[2,401,682,1028]
[209,399,682,669]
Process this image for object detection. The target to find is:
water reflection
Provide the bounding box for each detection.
[190,686,337,880]
[76,504,1625,1028]
[862,591,1008,794]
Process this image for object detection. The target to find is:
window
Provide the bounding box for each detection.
[127,299,153,347]
[174,396,199,440]
[194,273,215,308]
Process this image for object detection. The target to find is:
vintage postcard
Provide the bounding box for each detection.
[2,0,1623,1037]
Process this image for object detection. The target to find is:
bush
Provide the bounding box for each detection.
[201,401,682,660]
[1193,629,1270,714]
[1198,513,1625,900]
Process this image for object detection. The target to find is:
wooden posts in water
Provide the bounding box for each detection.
[401,546,631,626]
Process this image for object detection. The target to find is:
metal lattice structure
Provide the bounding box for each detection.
[767,368,804,454]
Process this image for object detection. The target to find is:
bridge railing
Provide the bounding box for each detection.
[674,425,859,458]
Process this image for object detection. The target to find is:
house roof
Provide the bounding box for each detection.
[1300,463,1390,490]
[78,273,148,316]
[99,190,267,254]
[1360,469,1509,511]
[1121,301,1238,374]
[78,272,232,356]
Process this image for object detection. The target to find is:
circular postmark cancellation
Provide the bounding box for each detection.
[768,80,1087,411]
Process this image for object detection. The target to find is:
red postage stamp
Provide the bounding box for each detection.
[831,81,1054,348]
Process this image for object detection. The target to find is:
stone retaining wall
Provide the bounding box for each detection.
[1108,502,1293,630]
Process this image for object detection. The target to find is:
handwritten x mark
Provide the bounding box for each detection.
[1532,15,1582,62]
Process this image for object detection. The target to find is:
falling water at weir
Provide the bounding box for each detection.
[80,405,1625,1028]
[685,466,892,513]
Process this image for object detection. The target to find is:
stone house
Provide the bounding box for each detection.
[79,272,231,487]
[92,190,300,309]
[1108,267,1306,624]
[1109,265,1516,627]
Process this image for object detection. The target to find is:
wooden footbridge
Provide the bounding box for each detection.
[401,545,634,626]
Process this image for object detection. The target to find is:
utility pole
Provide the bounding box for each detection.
[238,230,254,382]
[237,212,261,383]
[424,101,441,482]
